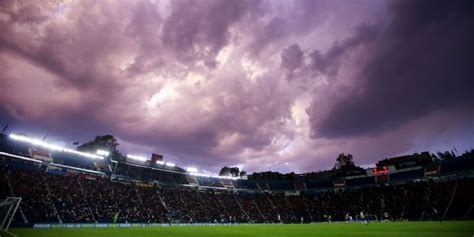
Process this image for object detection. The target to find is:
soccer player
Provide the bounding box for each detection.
[360,211,368,225]
[383,211,390,222]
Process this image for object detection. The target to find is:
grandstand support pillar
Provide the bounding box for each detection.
[43,176,62,223]
[253,200,267,223]
[158,194,169,211]
[420,191,430,220]
[443,181,458,220]
[134,187,151,220]
[267,196,277,211]
[284,196,298,222]
[303,200,314,222]
[77,177,96,222]
[233,196,251,222]
[464,204,473,219]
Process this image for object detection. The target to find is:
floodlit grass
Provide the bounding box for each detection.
[9,221,474,237]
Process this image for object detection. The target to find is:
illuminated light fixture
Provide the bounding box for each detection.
[188,172,240,180]
[96,150,110,157]
[214,175,239,180]
[186,167,198,173]
[9,133,104,160]
[8,134,238,178]
[9,134,63,151]
[127,154,147,162]
[63,148,103,160]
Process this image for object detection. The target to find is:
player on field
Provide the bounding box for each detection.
[383,211,390,222]
[360,211,368,225]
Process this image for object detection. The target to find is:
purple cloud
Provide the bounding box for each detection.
[309,0,474,139]
[0,0,472,173]
[280,44,304,80]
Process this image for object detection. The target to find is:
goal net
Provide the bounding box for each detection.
[0,197,21,232]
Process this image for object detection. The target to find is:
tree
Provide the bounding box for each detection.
[332,153,364,176]
[219,166,230,176]
[333,153,355,170]
[77,134,122,159]
[219,166,246,177]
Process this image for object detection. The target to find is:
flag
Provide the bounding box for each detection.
[42,131,48,141]
[1,122,9,134]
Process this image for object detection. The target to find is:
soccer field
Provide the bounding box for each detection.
[7,221,474,237]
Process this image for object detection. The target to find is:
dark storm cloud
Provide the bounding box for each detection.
[309,24,378,77]
[310,0,474,139]
[278,23,378,83]
[0,1,129,92]
[0,0,292,169]
[1,0,472,173]
[161,0,260,67]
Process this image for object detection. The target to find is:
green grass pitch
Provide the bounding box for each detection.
[8,221,474,237]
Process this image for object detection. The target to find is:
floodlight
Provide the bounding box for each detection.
[9,134,64,152]
[186,167,198,173]
[165,162,175,167]
[96,150,110,156]
[127,154,147,162]
[9,133,104,160]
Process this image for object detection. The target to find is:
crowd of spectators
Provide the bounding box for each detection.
[135,185,168,223]
[80,176,121,223]
[4,167,58,223]
[48,174,95,223]
[0,161,471,225]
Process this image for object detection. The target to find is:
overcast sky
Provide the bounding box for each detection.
[0,0,473,174]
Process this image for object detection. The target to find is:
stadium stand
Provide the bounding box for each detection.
[0,133,473,226]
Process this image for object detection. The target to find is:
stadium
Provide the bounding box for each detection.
[1,0,473,236]
[0,132,473,236]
